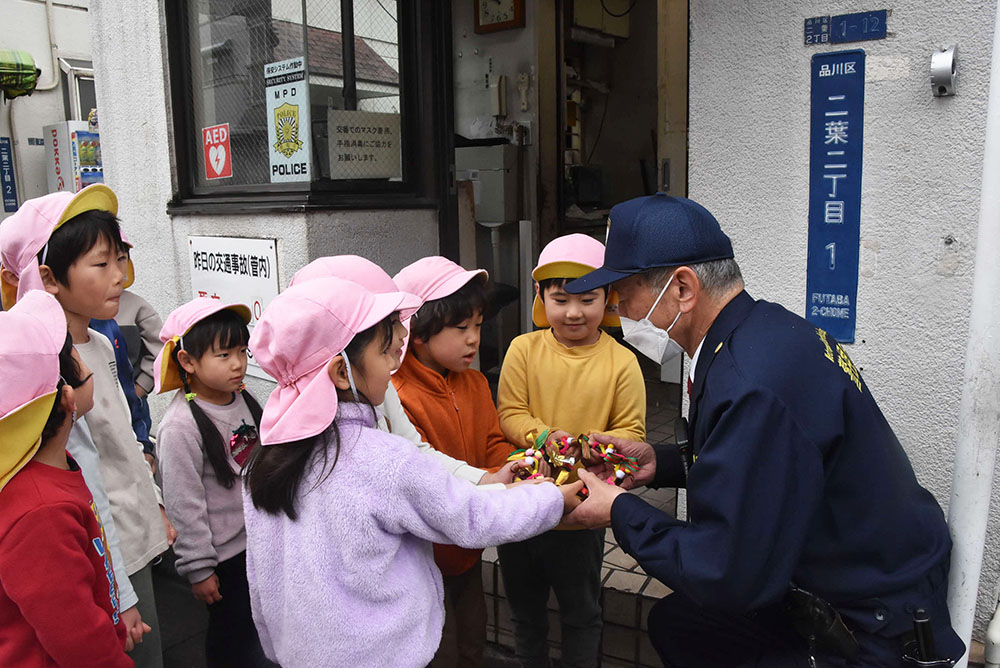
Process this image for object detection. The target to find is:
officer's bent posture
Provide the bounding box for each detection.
[564,194,963,667]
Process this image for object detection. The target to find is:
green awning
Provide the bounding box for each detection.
[0,50,40,100]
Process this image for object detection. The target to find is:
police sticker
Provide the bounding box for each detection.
[265,57,310,183]
[273,103,303,158]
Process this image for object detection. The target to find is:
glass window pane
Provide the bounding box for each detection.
[186,0,306,187]
[307,0,402,181]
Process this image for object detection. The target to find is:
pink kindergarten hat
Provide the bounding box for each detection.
[0,290,68,492]
[290,255,399,294]
[250,278,422,445]
[392,256,487,304]
[0,185,118,310]
[153,298,252,394]
[531,233,620,328]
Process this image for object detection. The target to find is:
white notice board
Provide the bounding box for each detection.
[327,109,402,180]
[188,236,279,380]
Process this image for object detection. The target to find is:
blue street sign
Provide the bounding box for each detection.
[806,49,865,343]
[831,10,887,44]
[0,138,18,213]
[804,16,831,46]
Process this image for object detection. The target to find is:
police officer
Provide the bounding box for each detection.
[564,193,963,667]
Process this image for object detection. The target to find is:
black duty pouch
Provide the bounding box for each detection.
[784,586,860,661]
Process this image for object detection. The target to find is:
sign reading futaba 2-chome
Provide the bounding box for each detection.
[806,49,865,344]
[265,57,311,183]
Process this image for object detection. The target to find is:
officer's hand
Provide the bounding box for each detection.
[583,434,656,490]
[563,469,626,529]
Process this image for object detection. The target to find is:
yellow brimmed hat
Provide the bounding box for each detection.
[0,185,119,310]
[0,290,67,492]
[153,298,252,394]
[531,233,620,328]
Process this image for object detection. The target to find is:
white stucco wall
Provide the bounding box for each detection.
[88,0,438,420]
[0,0,93,218]
[689,1,997,635]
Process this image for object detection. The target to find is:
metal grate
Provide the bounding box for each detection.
[309,0,402,180]
[183,0,403,186]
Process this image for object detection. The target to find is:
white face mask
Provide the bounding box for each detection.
[620,273,684,364]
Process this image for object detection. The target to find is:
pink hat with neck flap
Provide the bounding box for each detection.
[250,277,421,445]
[290,255,399,294]
[0,185,118,310]
[0,290,68,492]
[392,256,487,304]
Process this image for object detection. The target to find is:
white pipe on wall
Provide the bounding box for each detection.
[946,6,1000,667]
[35,0,61,91]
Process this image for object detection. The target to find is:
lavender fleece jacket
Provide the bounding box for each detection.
[242,402,565,668]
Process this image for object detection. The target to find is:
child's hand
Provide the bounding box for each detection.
[558,480,585,514]
[549,429,580,457]
[564,469,626,529]
[505,476,554,488]
[192,573,222,604]
[160,507,178,546]
[119,605,151,652]
[479,461,520,485]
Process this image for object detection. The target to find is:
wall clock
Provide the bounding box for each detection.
[474,0,526,34]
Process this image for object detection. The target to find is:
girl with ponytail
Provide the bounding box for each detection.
[152,298,272,668]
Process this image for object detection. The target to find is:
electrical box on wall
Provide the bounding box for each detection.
[456,145,518,224]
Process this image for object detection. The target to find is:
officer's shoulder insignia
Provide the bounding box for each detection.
[815,328,862,392]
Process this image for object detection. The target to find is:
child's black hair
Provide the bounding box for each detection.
[409,275,488,342]
[40,210,127,286]
[243,315,396,520]
[41,332,85,442]
[173,309,263,489]
[537,277,609,301]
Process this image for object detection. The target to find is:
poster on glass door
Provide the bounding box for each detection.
[265,57,311,183]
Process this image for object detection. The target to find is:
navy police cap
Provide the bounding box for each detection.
[565,193,734,293]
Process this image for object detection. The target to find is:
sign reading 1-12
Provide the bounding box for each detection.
[831,10,887,44]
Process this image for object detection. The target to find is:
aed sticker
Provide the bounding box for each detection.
[202,123,232,180]
[265,57,311,183]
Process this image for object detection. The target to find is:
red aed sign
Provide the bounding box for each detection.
[202,123,232,180]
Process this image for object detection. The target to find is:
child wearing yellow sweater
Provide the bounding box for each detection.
[497,233,645,668]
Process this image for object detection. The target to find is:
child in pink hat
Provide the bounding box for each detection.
[0,290,135,667]
[152,298,271,668]
[290,255,520,489]
[392,255,518,667]
[1,186,167,667]
[496,233,646,668]
[241,277,582,668]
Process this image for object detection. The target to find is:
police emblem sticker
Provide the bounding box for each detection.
[265,58,311,183]
[273,103,303,158]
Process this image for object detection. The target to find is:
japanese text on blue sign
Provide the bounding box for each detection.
[806,50,865,343]
[0,138,18,213]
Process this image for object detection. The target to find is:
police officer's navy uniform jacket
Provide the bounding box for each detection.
[610,291,962,658]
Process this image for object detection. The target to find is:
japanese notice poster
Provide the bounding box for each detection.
[806,49,865,343]
[188,236,279,380]
[327,109,401,180]
[265,57,311,183]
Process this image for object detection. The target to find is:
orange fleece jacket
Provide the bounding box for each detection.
[391,352,512,575]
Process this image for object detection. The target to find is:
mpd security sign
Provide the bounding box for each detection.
[806,49,865,344]
[265,58,311,183]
